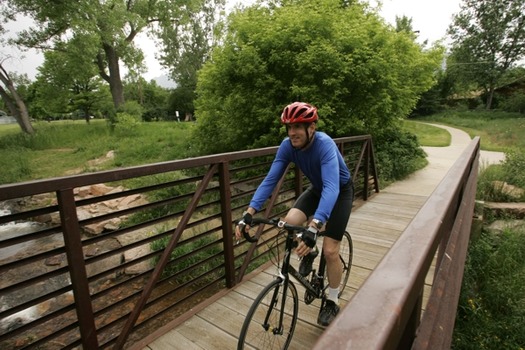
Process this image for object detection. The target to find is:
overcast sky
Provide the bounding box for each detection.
[3,0,461,81]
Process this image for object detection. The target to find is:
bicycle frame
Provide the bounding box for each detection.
[266,228,327,333]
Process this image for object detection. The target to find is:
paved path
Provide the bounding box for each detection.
[384,123,505,196]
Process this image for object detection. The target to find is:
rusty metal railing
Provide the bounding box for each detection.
[0,135,378,350]
[313,137,480,350]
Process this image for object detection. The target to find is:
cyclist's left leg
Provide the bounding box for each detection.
[323,237,343,289]
[323,180,353,291]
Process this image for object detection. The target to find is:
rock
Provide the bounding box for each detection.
[485,220,525,235]
[491,181,525,199]
[484,202,525,219]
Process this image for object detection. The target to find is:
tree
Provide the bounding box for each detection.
[2,0,225,110]
[0,61,34,134]
[448,0,525,109]
[124,77,170,121]
[192,0,443,154]
[33,41,107,122]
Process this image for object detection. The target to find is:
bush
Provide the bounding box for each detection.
[502,148,525,189]
[114,112,141,136]
[453,229,525,349]
[373,127,427,186]
[499,91,525,114]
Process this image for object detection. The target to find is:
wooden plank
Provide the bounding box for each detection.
[141,191,434,350]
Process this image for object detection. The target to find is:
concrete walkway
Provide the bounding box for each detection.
[384,123,506,196]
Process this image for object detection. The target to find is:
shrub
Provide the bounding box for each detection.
[502,148,525,189]
[453,228,525,349]
[499,91,525,114]
[373,127,427,186]
[114,112,141,136]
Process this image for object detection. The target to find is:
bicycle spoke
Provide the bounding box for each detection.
[238,280,299,350]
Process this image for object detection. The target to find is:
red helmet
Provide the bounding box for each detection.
[280,102,318,124]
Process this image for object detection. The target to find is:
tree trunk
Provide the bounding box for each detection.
[0,65,34,135]
[98,44,125,109]
[486,85,495,110]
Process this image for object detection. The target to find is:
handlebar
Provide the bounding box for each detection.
[237,217,308,243]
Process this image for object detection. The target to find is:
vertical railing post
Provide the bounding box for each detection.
[219,161,236,288]
[363,139,371,200]
[294,166,303,196]
[57,188,99,349]
[397,291,422,349]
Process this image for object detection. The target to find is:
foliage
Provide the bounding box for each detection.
[412,69,456,116]
[123,77,170,121]
[501,148,525,189]
[168,86,196,120]
[453,228,525,349]
[499,91,525,114]
[373,126,427,185]
[447,0,525,109]
[192,0,444,154]
[114,112,141,137]
[2,0,225,110]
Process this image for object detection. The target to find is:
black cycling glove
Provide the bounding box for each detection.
[238,211,253,226]
[302,226,318,248]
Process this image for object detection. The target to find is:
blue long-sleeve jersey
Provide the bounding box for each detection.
[249,132,351,223]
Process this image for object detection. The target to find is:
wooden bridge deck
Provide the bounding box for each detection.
[139,191,435,350]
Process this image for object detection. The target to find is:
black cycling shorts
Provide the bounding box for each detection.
[292,180,354,241]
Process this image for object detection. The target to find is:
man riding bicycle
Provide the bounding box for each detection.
[235,101,354,326]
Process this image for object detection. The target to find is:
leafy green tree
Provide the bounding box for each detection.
[124,77,170,121]
[2,0,225,110]
[192,0,443,154]
[447,0,525,109]
[32,44,108,122]
[168,86,195,121]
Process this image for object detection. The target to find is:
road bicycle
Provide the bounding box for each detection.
[237,217,353,350]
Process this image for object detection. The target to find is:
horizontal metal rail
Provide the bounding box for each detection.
[0,135,378,349]
[313,137,480,350]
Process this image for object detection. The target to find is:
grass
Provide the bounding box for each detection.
[412,110,525,152]
[401,120,451,147]
[0,119,196,185]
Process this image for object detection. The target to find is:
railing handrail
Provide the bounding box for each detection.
[313,137,480,350]
[0,135,378,349]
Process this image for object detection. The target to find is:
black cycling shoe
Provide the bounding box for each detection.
[299,248,318,276]
[317,299,340,326]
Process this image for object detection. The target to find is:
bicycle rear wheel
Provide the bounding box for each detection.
[237,279,299,350]
[324,230,353,296]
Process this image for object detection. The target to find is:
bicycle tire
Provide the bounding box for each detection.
[323,230,353,297]
[237,279,299,350]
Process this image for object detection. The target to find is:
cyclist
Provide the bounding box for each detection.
[235,101,354,326]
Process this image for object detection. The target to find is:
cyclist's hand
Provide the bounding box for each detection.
[297,226,317,256]
[235,211,253,240]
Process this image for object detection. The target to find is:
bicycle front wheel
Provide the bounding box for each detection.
[237,279,299,350]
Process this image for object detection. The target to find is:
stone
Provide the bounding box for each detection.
[484,202,525,219]
[485,220,525,235]
[491,181,525,199]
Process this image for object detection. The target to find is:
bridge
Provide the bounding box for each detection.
[0,126,486,349]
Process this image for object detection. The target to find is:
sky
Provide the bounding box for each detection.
[2,0,461,82]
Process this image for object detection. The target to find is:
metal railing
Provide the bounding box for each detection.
[313,137,480,350]
[0,135,378,349]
